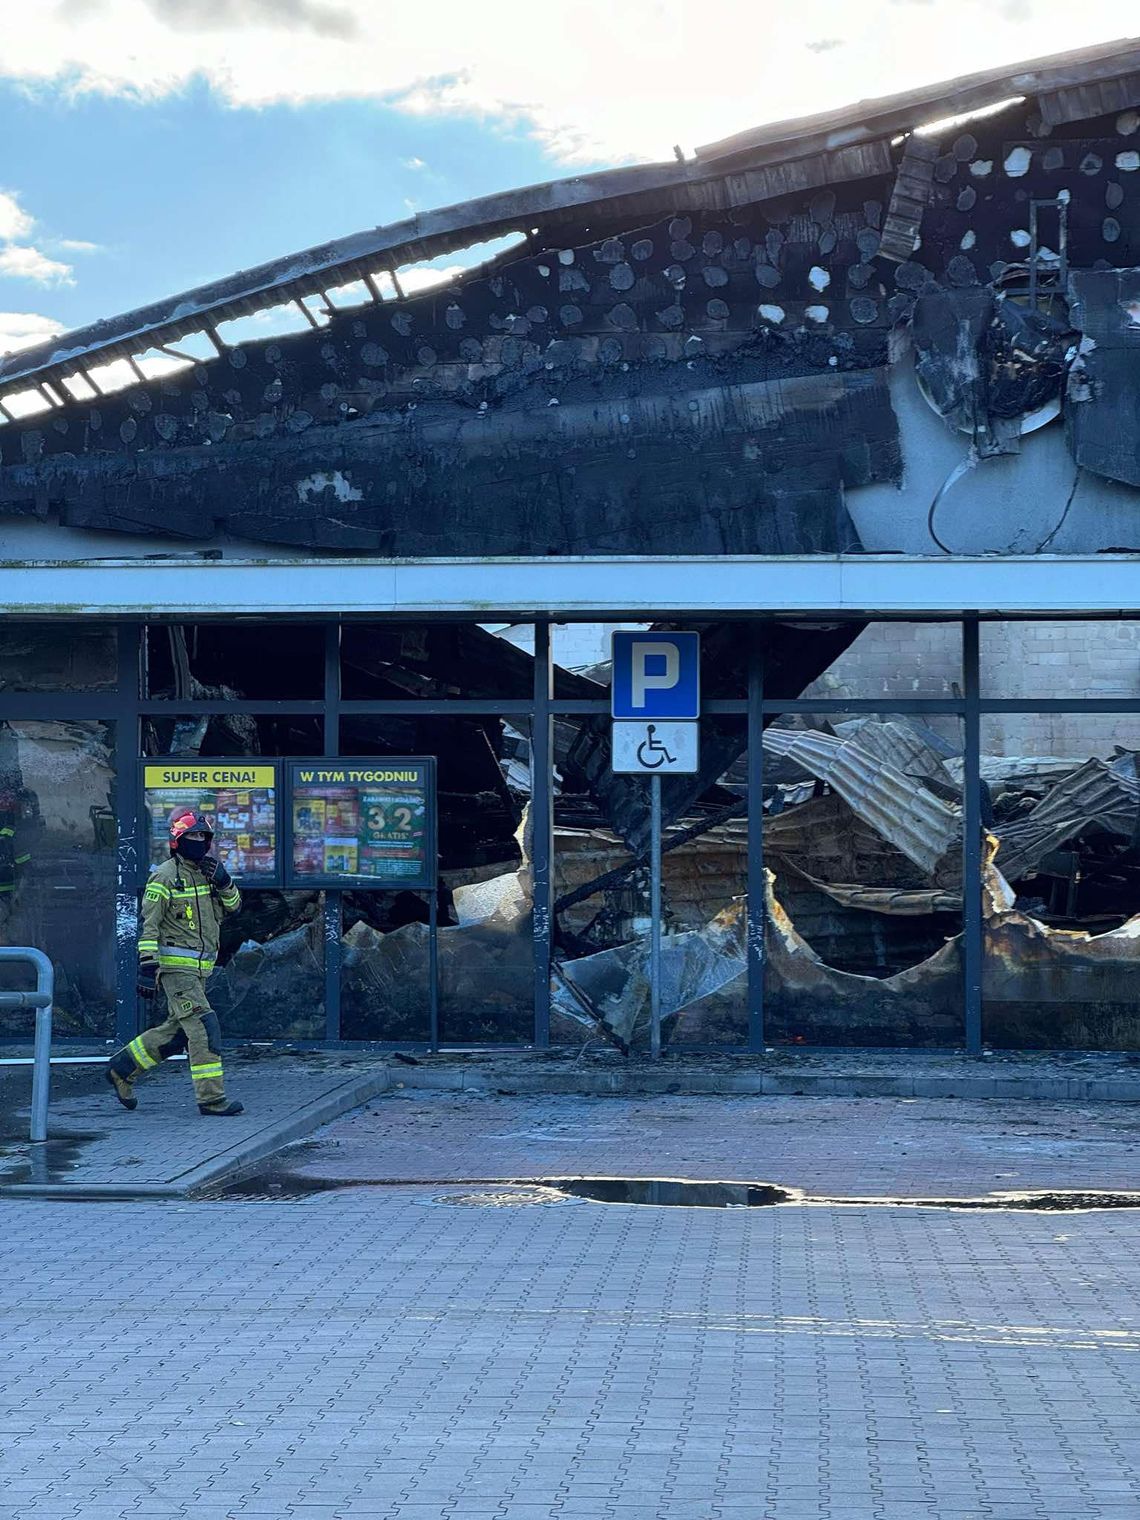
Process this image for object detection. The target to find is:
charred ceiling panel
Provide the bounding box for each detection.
[1066,267,1140,488]
[0,203,900,555]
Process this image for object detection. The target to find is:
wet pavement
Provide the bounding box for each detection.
[0,1051,389,1192]
[240,1087,1140,1201]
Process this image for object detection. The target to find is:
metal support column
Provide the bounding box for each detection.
[428,891,440,1053]
[962,617,983,1057]
[113,622,142,1048]
[649,773,663,1060]
[322,623,342,1045]
[746,628,765,1052]
[531,620,554,1047]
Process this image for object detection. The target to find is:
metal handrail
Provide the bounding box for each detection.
[0,948,53,1142]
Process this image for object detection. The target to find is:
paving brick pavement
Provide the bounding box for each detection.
[1,1183,1139,1519]
[0,1054,387,1191]
[269,1089,1140,1198]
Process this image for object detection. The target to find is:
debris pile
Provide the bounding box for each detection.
[553,716,1140,1051]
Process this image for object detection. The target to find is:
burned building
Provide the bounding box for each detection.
[3,40,1140,1053]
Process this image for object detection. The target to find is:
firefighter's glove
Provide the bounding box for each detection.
[137,961,158,1000]
[200,856,232,891]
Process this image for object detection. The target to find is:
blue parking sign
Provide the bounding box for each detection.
[611,631,700,719]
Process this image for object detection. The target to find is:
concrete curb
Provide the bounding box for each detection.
[393,1066,1140,1102]
[0,1066,394,1201]
[175,1066,393,1195]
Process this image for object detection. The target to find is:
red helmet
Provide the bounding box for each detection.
[169,807,214,852]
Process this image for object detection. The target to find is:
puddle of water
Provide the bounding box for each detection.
[553,1178,794,1207]
[553,1179,1140,1212]
[867,1191,1140,1212]
[0,1132,101,1186]
[192,1168,1140,1212]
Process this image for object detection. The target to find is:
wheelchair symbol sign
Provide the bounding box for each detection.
[612,721,699,774]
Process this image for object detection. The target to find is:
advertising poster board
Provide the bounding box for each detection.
[286,757,436,890]
[141,759,280,884]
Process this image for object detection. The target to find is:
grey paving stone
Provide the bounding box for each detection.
[2,1104,1139,1520]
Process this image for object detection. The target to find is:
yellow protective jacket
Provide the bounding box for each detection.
[0,808,30,894]
[138,856,242,975]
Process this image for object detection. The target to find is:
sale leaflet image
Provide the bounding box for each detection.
[293,837,323,873]
[143,762,280,881]
[325,792,361,837]
[324,840,358,874]
[293,796,326,835]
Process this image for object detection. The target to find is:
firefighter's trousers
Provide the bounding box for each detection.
[109,971,227,1109]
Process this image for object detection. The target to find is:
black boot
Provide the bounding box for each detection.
[199,1100,244,1116]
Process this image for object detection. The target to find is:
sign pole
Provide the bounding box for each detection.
[428,888,440,1054]
[650,772,662,1060]
[610,630,700,1060]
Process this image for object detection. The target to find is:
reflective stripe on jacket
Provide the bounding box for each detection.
[139,858,241,974]
[0,820,30,893]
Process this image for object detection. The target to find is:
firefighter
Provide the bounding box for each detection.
[106,807,244,1116]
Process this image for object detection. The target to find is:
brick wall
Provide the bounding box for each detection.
[801,621,1140,758]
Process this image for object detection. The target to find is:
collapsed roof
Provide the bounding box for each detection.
[0,38,1139,555]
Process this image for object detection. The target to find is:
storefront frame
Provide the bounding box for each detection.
[2,611,1140,1053]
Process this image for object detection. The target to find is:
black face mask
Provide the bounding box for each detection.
[178,837,211,862]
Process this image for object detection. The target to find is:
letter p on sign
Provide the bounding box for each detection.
[631,642,678,709]
[611,631,700,720]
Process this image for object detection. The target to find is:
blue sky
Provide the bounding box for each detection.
[0,0,1134,356]
[0,81,570,338]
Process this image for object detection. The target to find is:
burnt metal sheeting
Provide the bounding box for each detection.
[0,200,898,556]
[828,717,960,786]
[773,856,960,916]
[946,755,1085,794]
[879,135,939,264]
[765,792,935,891]
[0,368,882,556]
[0,146,893,400]
[761,727,961,878]
[4,38,1140,400]
[1066,268,1140,488]
[994,754,1140,882]
[1038,69,1140,126]
[911,286,991,423]
[911,288,1073,456]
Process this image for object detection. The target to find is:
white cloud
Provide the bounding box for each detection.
[403,157,427,171]
[0,311,65,357]
[1,1,1136,164]
[0,246,75,286]
[0,191,34,242]
[0,191,91,287]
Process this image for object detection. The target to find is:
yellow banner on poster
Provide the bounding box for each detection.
[143,763,276,789]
